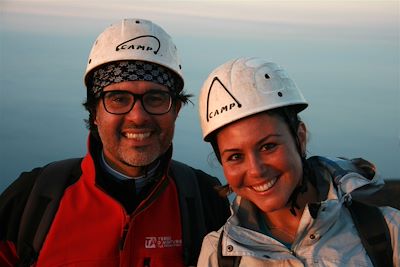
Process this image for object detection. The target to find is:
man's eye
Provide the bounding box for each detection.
[106,93,130,104]
[114,96,129,102]
[148,95,164,102]
[146,93,169,106]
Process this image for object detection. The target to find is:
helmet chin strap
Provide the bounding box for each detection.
[288,157,309,216]
[281,107,309,216]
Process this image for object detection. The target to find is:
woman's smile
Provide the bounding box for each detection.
[250,176,279,192]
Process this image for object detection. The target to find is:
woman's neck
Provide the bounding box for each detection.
[262,180,318,243]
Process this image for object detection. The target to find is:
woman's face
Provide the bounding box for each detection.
[216,112,306,212]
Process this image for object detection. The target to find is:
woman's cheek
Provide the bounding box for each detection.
[223,165,244,188]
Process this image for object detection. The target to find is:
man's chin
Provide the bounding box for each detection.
[120,150,160,167]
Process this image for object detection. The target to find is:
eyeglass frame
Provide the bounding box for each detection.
[99,89,178,115]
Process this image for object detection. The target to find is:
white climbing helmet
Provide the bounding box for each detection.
[198,57,308,141]
[84,18,184,90]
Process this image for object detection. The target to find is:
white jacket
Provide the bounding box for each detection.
[198,157,400,266]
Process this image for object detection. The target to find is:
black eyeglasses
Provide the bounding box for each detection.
[100,90,176,115]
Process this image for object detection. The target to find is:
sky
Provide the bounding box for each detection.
[2,1,398,36]
[0,0,399,190]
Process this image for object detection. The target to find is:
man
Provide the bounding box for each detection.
[0,18,230,267]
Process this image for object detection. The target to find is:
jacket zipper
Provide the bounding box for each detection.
[118,177,167,251]
[119,221,130,250]
[117,177,170,267]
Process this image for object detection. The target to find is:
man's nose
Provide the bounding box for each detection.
[125,99,150,123]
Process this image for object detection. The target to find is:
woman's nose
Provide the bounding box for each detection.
[247,154,267,178]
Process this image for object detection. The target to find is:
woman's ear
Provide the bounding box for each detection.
[297,122,307,156]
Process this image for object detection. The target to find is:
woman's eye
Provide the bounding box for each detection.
[226,153,242,162]
[261,143,277,151]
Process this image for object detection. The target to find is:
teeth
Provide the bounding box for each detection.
[125,132,151,140]
[252,177,278,192]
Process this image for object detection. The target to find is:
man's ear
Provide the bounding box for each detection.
[93,108,98,126]
[174,101,182,116]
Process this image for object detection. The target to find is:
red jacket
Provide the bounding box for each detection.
[0,135,231,266]
[36,154,184,267]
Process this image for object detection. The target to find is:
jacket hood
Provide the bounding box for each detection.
[308,156,385,203]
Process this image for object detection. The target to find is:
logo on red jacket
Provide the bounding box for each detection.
[145,236,182,249]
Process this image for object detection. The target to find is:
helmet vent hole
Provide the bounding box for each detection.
[179,65,182,69]
[264,73,270,79]
[136,20,140,24]
[278,92,283,97]
[88,59,92,64]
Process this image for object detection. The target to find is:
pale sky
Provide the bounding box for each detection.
[1,0,398,41]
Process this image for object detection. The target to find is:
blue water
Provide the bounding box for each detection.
[1,13,399,192]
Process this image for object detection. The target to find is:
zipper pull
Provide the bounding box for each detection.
[143,258,151,267]
[119,223,129,250]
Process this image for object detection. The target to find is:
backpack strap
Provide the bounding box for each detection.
[217,230,241,267]
[169,160,207,266]
[347,200,393,267]
[308,156,393,267]
[17,158,82,266]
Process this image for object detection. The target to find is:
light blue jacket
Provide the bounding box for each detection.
[198,157,400,266]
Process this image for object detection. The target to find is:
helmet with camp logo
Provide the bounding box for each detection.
[198,57,308,141]
[84,18,184,91]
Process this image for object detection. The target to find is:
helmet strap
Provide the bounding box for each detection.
[280,107,309,216]
[288,156,309,216]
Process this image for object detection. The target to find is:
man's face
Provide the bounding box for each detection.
[94,80,181,176]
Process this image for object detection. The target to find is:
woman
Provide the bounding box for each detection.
[197,57,399,266]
